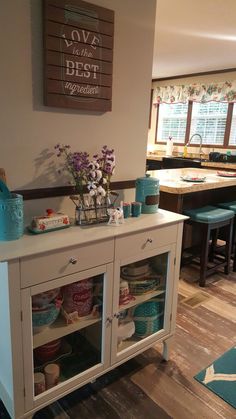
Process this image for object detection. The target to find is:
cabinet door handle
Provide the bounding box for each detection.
[106,316,113,324]
[69,257,78,265]
[146,238,153,243]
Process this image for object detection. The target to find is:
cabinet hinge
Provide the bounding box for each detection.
[23,387,26,397]
[170,313,172,323]
[20,311,23,322]
[174,257,176,265]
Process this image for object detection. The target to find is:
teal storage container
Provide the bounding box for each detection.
[0,193,24,241]
[135,174,159,214]
[132,300,164,338]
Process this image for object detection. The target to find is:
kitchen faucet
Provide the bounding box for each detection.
[187,133,203,160]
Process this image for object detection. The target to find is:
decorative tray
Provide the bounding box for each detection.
[180,176,206,183]
[217,171,236,177]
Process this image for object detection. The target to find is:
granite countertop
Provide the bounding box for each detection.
[200,161,236,169]
[146,155,165,161]
[147,168,236,194]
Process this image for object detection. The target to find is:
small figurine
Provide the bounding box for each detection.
[107,207,124,226]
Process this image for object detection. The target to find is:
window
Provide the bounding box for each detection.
[157,103,188,144]
[190,102,228,146]
[229,105,236,146]
[155,101,236,148]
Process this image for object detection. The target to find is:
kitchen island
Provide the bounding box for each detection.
[148,168,236,213]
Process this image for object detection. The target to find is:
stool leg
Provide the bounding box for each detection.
[199,224,211,287]
[233,246,236,272]
[209,228,218,262]
[232,218,236,272]
[224,218,233,275]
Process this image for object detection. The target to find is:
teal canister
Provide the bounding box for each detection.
[0,194,24,240]
[135,174,159,214]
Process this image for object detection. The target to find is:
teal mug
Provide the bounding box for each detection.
[123,203,131,218]
[131,202,142,217]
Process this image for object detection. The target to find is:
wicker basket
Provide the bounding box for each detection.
[132,299,164,338]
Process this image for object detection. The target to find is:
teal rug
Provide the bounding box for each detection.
[194,346,236,409]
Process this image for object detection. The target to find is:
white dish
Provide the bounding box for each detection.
[217,171,236,177]
[181,176,206,183]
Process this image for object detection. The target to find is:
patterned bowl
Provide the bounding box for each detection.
[32,288,61,308]
[32,302,61,333]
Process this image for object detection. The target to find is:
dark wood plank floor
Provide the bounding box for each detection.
[0,267,235,419]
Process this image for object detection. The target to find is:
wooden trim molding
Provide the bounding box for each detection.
[13,180,136,200]
[185,100,193,144]
[154,103,159,143]
[152,67,236,82]
[223,102,234,147]
[149,89,154,129]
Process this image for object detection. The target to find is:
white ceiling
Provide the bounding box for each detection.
[152,0,236,79]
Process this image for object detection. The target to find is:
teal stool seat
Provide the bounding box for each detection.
[184,205,234,223]
[217,201,236,213]
[183,206,234,286]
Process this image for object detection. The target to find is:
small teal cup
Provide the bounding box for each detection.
[131,202,142,217]
[123,203,131,218]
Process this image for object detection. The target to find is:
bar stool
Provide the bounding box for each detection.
[217,201,236,272]
[183,206,234,287]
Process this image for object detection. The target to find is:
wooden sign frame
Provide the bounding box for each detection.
[43,0,114,111]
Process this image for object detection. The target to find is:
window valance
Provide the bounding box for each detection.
[154,81,236,104]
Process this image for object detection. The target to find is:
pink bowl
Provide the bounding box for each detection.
[34,339,62,363]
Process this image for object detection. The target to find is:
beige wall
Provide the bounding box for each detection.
[0,0,156,192]
[148,71,236,154]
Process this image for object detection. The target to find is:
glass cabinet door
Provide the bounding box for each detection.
[21,265,112,410]
[111,245,175,363]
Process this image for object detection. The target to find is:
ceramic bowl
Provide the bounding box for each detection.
[32,288,61,308]
[32,302,61,332]
[34,338,62,363]
[121,261,150,277]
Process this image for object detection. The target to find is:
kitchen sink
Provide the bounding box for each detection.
[171,157,209,162]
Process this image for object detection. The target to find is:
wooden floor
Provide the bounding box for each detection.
[0,267,235,419]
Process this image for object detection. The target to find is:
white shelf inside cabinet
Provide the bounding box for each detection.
[117,330,165,353]
[33,315,102,349]
[119,288,165,312]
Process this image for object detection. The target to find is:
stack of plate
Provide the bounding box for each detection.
[128,278,158,295]
[121,264,160,295]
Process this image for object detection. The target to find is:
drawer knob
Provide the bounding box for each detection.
[146,238,153,243]
[69,257,78,265]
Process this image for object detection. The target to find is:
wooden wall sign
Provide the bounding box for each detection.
[43,0,114,111]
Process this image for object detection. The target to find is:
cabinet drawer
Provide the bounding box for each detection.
[20,239,114,288]
[115,224,177,260]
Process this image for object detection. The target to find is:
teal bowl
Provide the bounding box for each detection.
[32,303,60,333]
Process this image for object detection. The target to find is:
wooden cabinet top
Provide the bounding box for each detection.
[0,210,186,262]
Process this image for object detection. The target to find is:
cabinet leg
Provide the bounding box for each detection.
[162,336,174,361]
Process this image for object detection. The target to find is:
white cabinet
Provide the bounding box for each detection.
[0,211,186,418]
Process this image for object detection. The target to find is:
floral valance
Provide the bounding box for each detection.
[153,81,236,104]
